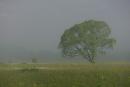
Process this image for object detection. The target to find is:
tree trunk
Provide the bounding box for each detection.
[83,55,95,64]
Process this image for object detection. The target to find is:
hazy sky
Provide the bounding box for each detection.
[0,0,130,53]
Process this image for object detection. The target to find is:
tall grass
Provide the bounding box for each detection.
[0,63,129,87]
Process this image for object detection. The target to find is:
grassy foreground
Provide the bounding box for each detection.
[0,63,130,87]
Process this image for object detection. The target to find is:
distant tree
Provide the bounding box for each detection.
[59,20,116,63]
[31,58,37,63]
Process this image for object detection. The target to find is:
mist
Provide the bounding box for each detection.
[0,0,130,63]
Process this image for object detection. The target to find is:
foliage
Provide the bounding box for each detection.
[59,20,116,63]
[31,58,37,63]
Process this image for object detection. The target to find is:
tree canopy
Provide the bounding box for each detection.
[59,20,116,63]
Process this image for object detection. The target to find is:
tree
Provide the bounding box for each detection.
[31,58,37,63]
[58,20,116,63]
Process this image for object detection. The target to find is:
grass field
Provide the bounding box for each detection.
[0,63,130,87]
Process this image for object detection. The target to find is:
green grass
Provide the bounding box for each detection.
[0,63,130,87]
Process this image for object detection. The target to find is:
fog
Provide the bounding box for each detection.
[0,0,130,63]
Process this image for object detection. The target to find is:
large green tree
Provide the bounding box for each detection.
[59,20,116,63]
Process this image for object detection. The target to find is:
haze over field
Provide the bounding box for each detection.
[0,0,130,62]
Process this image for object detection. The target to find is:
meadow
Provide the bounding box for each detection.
[0,63,130,87]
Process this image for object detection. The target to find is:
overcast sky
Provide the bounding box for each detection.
[0,0,130,54]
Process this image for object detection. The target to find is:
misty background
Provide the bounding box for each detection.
[0,0,130,63]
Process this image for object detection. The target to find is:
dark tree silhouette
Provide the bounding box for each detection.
[59,20,116,63]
